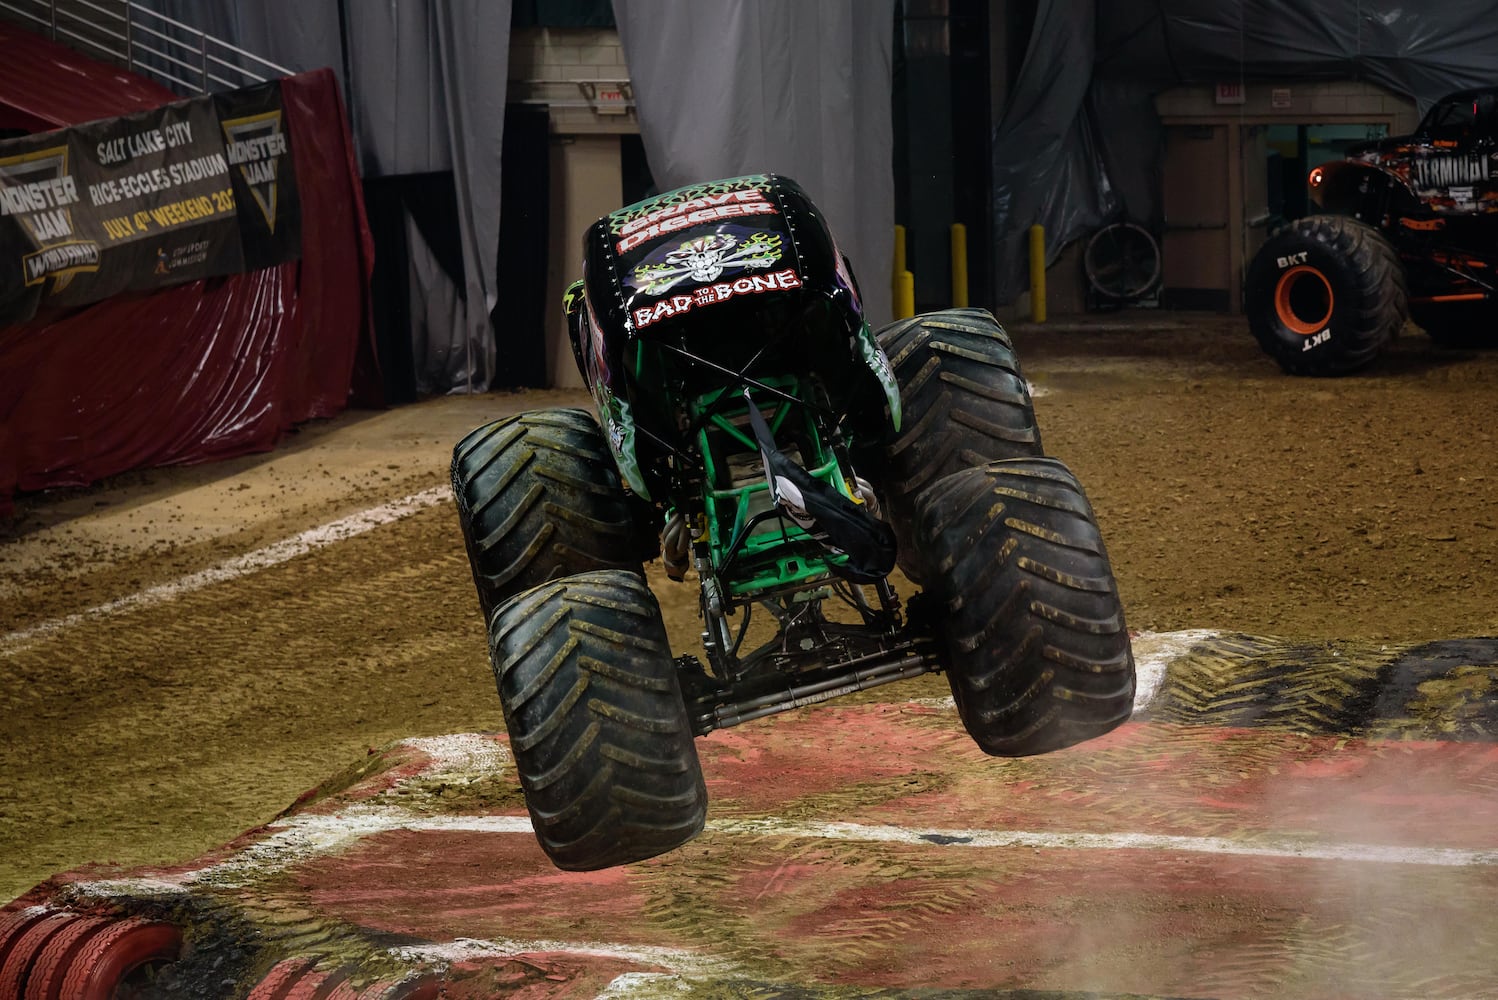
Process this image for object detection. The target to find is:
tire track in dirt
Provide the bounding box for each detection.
[0,473,448,631]
[0,503,501,899]
[0,486,450,654]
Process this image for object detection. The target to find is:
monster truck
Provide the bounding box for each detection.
[451,175,1136,870]
[1247,88,1498,374]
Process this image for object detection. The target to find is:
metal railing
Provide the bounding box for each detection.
[0,0,291,93]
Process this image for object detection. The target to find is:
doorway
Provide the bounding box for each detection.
[1265,123,1390,225]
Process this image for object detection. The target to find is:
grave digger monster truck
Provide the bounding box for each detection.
[1247,88,1498,375]
[450,175,1136,871]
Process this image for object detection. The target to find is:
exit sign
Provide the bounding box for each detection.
[1215,82,1246,105]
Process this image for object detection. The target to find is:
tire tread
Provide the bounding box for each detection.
[489,570,706,870]
[875,309,1044,579]
[452,408,658,618]
[917,458,1136,755]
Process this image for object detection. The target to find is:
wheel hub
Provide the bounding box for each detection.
[1274,265,1334,335]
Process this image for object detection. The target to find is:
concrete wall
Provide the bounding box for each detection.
[544,135,621,388]
[1154,79,1419,314]
[1156,79,1419,132]
[508,26,635,137]
[509,26,637,387]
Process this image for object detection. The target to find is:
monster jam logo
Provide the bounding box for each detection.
[0,146,80,244]
[221,110,289,232]
[22,240,100,285]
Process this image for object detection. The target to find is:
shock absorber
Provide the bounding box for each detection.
[662,509,691,580]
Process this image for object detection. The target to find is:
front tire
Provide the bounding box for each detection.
[876,308,1044,580]
[1245,215,1407,375]
[915,458,1135,756]
[451,408,658,620]
[489,570,707,870]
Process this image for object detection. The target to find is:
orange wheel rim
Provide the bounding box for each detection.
[1274,265,1334,336]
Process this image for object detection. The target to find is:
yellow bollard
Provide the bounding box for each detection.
[950,223,968,308]
[892,224,907,317]
[895,269,915,319]
[1028,224,1046,323]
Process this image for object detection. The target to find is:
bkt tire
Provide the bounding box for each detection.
[1245,215,1407,375]
[451,408,659,620]
[876,308,1043,580]
[915,458,1135,756]
[489,570,707,870]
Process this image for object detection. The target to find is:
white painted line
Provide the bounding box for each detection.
[399,734,513,777]
[391,936,737,979]
[0,487,451,656]
[595,973,696,999]
[709,817,1498,867]
[1130,628,1223,709]
[189,811,536,888]
[67,800,1498,903]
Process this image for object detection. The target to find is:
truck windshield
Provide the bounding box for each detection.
[1419,98,1478,141]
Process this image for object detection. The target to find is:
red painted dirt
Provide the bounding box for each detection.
[8,318,1498,998]
[7,699,1497,998]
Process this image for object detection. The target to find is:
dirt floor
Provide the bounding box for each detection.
[3,310,1498,905]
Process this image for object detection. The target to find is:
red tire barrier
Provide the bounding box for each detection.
[22,914,111,999]
[282,968,342,999]
[247,962,439,1000]
[0,912,54,978]
[56,918,182,999]
[245,958,317,999]
[362,977,440,999]
[0,912,84,999]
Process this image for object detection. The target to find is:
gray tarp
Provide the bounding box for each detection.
[612,0,897,327]
[139,0,511,395]
[1097,2,1498,110]
[133,0,345,94]
[995,0,1498,303]
[990,0,1114,303]
[344,1,511,395]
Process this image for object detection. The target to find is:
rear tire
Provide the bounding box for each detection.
[1410,300,1498,348]
[452,408,659,620]
[489,570,707,870]
[915,458,1135,755]
[876,308,1044,580]
[1245,215,1407,375]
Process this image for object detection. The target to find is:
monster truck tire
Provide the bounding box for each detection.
[23,914,113,999]
[1245,215,1407,375]
[875,308,1044,581]
[914,458,1135,756]
[57,918,182,999]
[489,569,707,870]
[452,408,659,620]
[1409,300,1498,348]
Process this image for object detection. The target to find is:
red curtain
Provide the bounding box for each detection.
[0,66,377,512]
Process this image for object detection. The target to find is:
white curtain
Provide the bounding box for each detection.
[612,0,896,327]
[142,0,513,394]
[347,1,511,394]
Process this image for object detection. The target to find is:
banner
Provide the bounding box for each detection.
[0,79,300,326]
